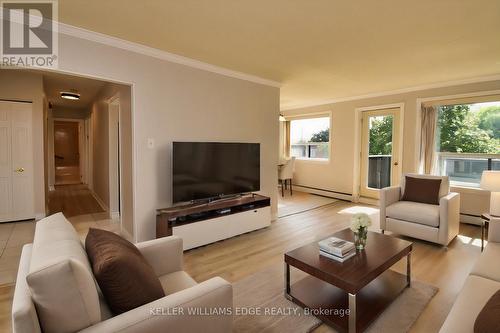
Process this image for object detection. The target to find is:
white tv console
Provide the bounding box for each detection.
[156,194,271,250]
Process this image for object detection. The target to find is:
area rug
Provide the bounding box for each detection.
[233,263,438,333]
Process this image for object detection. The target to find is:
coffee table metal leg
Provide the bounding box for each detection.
[481,222,485,252]
[406,252,411,286]
[284,262,291,300]
[348,293,356,333]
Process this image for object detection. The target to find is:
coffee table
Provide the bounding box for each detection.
[284,228,412,333]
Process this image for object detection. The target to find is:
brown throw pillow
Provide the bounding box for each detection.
[85,228,165,315]
[401,176,442,205]
[474,290,500,333]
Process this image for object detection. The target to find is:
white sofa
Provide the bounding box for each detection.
[12,213,233,333]
[380,174,460,246]
[440,217,500,332]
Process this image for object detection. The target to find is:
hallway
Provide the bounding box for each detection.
[48,184,105,217]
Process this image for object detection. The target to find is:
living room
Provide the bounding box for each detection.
[1,1,499,333]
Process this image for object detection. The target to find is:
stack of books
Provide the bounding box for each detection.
[318,237,356,262]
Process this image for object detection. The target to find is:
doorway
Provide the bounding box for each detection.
[357,106,403,200]
[53,120,83,185]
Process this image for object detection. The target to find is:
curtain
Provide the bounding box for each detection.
[419,105,438,174]
[283,120,291,159]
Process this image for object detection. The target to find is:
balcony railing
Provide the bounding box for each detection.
[367,155,392,189]
[291,142,329,159]
[437,152,500,187]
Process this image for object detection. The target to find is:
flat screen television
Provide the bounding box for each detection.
[172,142,260,203]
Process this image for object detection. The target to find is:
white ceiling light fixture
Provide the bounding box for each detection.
[60,90,81,100]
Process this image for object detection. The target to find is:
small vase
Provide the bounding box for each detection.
[354,227,368,250]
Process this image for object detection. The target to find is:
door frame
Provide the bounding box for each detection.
[51,118,86,185]
[353,103,404,203]
[107,94,122,222]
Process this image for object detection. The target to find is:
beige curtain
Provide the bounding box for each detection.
[283,121,291,158]
[419,105,438,174]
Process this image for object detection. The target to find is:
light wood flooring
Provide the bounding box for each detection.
[48,184,105,217]
[0,191,485,332]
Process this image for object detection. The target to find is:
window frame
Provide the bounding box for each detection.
[287,113,332,161]
[429,97,500,188]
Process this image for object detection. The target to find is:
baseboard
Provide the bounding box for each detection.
[358,196,379,206]
[110,211,120,220]
[34,213,46,221]
[90,190,109,212]
[292,185,353,201]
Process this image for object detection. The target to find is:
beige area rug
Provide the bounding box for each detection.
[233,264,438,333]
[278,192,338,218]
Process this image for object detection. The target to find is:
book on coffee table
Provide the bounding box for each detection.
[320,248,356,262]
[318,236,355,256]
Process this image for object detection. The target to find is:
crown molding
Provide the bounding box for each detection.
[57,22,282,88]
[281,74,500,111]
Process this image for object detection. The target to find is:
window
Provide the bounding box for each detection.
[290,116,330,159]
[436,101,500,187]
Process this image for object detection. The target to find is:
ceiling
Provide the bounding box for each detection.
[58,0,500,109]
[42,71,105,109]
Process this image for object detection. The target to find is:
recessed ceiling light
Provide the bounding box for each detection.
[60,91,80,100]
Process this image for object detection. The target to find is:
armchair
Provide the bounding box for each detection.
[380,174,460,246]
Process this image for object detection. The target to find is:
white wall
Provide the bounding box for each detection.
[55,33,279,242]
[282,80,500,218]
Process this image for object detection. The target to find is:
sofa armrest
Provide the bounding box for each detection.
[438,192,460,245]
[379,186,401,230]
[80,277,233,333]
[488,217,500,243]
[136,236,183,277]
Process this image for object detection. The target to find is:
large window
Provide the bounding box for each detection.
[290,116,330,159]
[436,101,500,187]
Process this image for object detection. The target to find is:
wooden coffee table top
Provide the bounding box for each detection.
[285,228,412,294]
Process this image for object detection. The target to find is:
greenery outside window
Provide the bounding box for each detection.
[436,101,500,187]
[290,116,330,160]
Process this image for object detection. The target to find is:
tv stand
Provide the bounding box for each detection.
[156,194,271,250]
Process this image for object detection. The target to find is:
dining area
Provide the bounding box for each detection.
[278,157,296,197]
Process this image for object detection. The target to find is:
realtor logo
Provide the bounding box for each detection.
[1,0,58,68]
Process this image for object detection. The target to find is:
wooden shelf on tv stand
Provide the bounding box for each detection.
[156,194,271,240]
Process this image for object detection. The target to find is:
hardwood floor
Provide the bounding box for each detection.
[48,184,105,217]
[0,192,484,332]
[182,198,483,333]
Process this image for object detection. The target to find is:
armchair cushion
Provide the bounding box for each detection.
[386,201,440,227]
[85,228,165,315]
[401,176,442,205]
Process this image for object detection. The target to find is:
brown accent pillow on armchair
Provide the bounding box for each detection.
[85,228,165,315]
[474,290,500,333]
[401,176,442,205]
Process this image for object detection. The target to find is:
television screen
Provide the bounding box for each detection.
[172,142,260,203]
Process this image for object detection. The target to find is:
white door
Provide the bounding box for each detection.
[359,108,401,199]
[0,101,34,222]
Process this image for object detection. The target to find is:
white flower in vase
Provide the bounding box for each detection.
[350,213,372,232]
